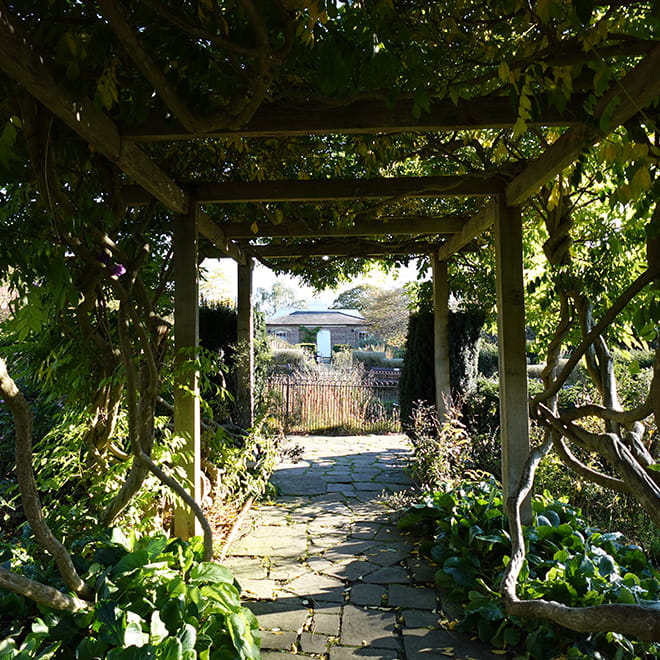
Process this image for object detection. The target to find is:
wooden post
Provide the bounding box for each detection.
[236,257,254,428]
[494,196,531,522]
[173,206,202,539]
[432,253,451,420]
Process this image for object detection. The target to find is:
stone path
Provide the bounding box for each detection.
[223,434,499,660]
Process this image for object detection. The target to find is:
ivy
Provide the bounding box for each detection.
[0,531,260,659]
[400,478,660,659]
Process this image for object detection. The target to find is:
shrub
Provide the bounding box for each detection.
[332,344,351,353]
[406,402,471,489]
[399,478,660,659]
[270,348,311,370]
[399,310,485,429]
[352,350,388,368]
[0,530,260,659]
[477,338,499,377]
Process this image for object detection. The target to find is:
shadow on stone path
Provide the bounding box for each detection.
[223,434,500,660]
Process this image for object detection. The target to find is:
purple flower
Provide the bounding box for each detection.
[109,263,126,277]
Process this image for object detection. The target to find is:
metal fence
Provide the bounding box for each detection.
[267,372,401,434]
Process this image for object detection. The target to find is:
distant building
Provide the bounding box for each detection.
[266,309,369,359]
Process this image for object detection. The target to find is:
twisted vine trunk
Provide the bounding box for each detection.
[507,188,660,641]
[0,358,93,601]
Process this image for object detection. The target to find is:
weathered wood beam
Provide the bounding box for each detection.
[0,5,188,215]
[198,212,247,264]
[0,5,247,264]
[494,198,531,523]
[221,215,467,239]
[236,259,254,428]
[432,255,451,420]
[121,96,584,141]
[186,175,505,204]
[436,201,498,260]
[506,42,660,206]
[173,206,202,539]
[242,239,440,258]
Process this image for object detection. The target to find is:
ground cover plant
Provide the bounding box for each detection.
[0,530,260,659]
[1,0,660,651]
[399,477,660,659]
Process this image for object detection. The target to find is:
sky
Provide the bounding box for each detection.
[200,257,425,311]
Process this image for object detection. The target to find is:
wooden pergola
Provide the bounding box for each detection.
[2,6,660,535]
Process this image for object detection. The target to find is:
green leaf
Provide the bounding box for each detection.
[150,611,169,644]
[155,638,182,660]
[200,583,241,612]
[95,601,125,646]
[124,620,146,648]
[176,623,196,652]
[111,550,149,577]
[227,611,260,660]
[75,637,109,660]
[189,562,234,585]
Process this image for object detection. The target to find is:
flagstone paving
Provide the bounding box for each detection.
[223,434,500,660]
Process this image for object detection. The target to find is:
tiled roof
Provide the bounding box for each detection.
[267,309,366,326]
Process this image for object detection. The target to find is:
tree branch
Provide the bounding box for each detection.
[501,431,660,642]
[0,358,93,599]
[0,567,91,613]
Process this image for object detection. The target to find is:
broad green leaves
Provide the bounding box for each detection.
[400,478,660,658]
[0,532,260,660]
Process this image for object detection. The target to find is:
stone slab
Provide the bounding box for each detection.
[349,583,386,607]
[406,557,437,585]
[282,572,347,603]
[229,524,307,557]
[310,611,340,635]
[246,600,309,632]
[329,648,400,660]
[268,559,309,582]
[402,627,500,659]
[300,632,330,654]
[401,609,441,629]
[388,585,437,610]
[238,578,277,600]
[340,604,399,649]
[363,566,409,585]
[259,630,297,651]
[323,558,379,582]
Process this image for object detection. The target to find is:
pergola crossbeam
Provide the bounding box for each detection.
[220,215,466,239]
[121,96,584,141]
[242,239,441,258]
[506,43,660,206]
[193,175,504,203]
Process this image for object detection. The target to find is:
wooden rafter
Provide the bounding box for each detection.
[438,43,660,260]
[0,6,245,263]
[123,174,505,207]
[193,175,505,203]
[241,238,441,258]
[220,215,467,238]
[121,96,584,142]
[507,43,660,206]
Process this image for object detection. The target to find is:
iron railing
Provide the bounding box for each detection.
[266,372,400,434]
